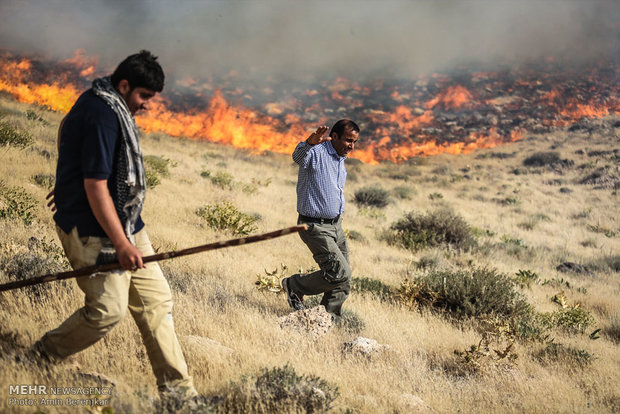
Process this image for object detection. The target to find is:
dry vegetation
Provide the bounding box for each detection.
[0,94,618,413]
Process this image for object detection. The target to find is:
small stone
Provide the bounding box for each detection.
[342,337,390,357]
[278,305,333,339]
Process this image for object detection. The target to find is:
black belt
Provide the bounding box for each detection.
[299,214,340,225]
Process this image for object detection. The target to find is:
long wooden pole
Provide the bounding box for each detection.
[0,224,307,293]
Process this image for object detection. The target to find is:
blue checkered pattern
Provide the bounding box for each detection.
[293,140,347,219]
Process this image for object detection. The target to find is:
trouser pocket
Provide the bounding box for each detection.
[314,252,349,283]
[56,226,105,269]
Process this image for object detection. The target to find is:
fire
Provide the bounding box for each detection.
[0,50,617,164]
[425,85,473,110]
[0,55,80,112]
[138,91,307,154]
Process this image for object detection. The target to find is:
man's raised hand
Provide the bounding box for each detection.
[306,125,330,145]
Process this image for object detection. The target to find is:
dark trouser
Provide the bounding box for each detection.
[288,217,351,316]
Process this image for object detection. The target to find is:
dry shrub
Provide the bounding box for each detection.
[386,208,475,251]
[354,185,391,208]
[535,343,593,367]
[218,364,339,413]
[0,236,70,302]
[398,266,530,321]
[523,151,561,167]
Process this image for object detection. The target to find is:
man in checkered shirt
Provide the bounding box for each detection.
[282,119,360,318]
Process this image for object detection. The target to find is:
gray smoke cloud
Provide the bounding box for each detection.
[0,0,618,82]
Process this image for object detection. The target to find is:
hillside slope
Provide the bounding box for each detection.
[0,95,618,413]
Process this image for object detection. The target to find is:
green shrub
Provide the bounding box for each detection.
[513,269,540,288]
[399,266,531,320]
[428,192,443,201]
[351,277,393,302]
[0,184,38,225]
[196,201,258,235]
[143,155,174,189]
[523,151,561,167]
[550,307,595,334]
[210,171,235,190]
[220,364,339,413]
[386,208,475,251]
[354,185,391,208]
[0,121,33,148]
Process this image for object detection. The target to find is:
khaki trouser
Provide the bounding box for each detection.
[288,217,351,316]
[41,226,195,394]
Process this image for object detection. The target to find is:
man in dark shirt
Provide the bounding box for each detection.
[282,119,360,318]
[34,51,197,399]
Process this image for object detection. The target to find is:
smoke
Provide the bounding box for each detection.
[0,0,618,82]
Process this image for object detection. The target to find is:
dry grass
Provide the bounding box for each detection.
[0,95,619,413]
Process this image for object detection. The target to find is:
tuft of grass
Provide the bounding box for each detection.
[354,185,391,208]
[603,317,620,344]
[0,121,33,148]
[196,201,258,235]
[336,309,366,335]
[587,255,620,273]
[535,343,593,367]
[385,208,475,251]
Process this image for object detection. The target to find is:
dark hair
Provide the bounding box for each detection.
[330,119,360,139]
[111,50,165,92]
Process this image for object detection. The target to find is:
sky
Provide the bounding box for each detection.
[0,0,618,82]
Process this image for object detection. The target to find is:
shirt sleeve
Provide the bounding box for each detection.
[292,141,314,168]
[80,108,120,180]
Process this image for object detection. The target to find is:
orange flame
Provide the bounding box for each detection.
[425,85,473,110]
[0,57,80,112]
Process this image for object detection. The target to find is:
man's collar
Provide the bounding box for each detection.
[326,141,345,159]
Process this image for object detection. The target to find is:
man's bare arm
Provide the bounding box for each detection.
[84,178,144,270]
[46,115,68,212]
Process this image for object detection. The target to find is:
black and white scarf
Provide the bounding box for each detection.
[92,76,146,243]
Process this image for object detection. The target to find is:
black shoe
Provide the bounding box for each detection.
[281,277,305,311]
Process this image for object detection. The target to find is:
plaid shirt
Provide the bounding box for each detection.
[293,140,347,219]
